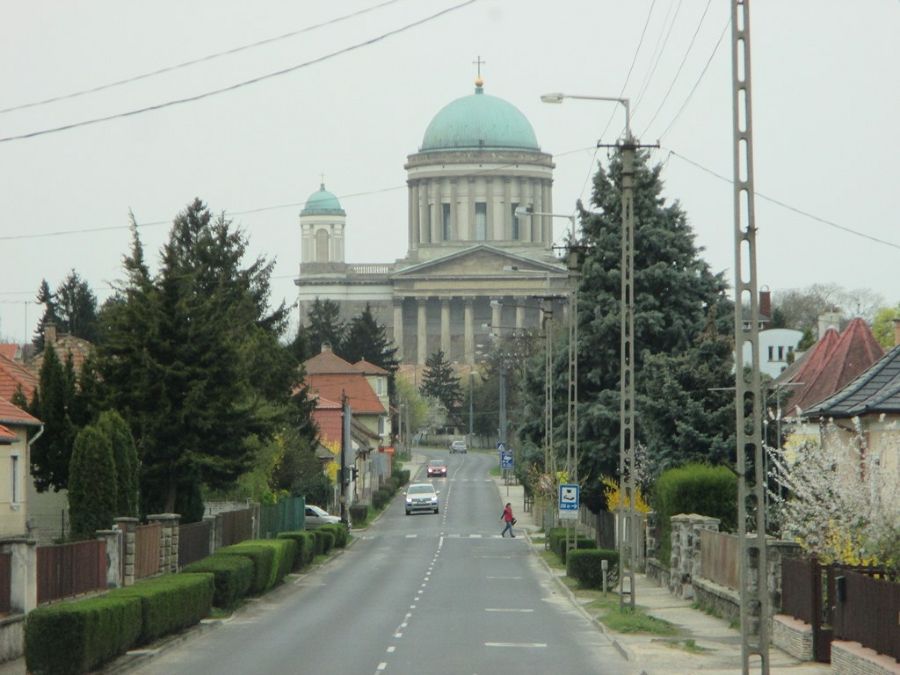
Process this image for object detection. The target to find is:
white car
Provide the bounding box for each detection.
[305,504,340,528]
[405,483,439,515]
[449,439,467,453]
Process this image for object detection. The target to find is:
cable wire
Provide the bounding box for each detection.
[631,0,684,119]
[0,0,477,145]
[0,0,405,115]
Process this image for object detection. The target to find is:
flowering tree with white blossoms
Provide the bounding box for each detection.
[767,419,900,569]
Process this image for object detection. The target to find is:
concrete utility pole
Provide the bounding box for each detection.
[340,393,351,526]
[730,1,769,672]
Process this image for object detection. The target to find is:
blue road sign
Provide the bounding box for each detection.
[500,451,514,470]
[558,483,579,520]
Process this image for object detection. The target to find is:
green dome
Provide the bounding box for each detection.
[420,84,539,152]
[301,183,345,216]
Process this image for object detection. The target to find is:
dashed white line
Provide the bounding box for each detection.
[485,608,534,613]
[386,646,396,653]
[486,576,522,580]
[394,632,403,638]
[484,642,547,648]
[405,534,417,539]
[377,661,388,670]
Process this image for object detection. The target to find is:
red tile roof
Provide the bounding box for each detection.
[306,373,385,415]
[0,425,16,443]
[0,345,18,360]
[29,335,93,377]
[0,354,38,403]
[0,397,41,427]
[787,319,884,416]
[351,359,390,376]
[303,346,358,375]
[312,407,343,446]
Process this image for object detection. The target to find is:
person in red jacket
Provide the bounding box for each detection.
[500,502,515,537]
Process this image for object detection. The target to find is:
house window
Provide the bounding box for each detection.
[511,202,520,240]
[10,454,18,504]
[777,346,784,361]
[442,203,451,241]
[474,202,487,240]
[378,416,386,435]
[767,346,774,362]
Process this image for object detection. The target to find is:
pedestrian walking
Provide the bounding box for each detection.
[500,502,516,537]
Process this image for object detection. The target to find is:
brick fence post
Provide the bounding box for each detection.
[147,514,180,573]
[0,537,37,613]
[95,529,123,588]
[115,517,139,586]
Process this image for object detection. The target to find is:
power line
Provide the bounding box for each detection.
[666,148,900,251]
[638,0,714,138]
[631,0,684,118]
[0,0,477,145]
[0,0,405,116]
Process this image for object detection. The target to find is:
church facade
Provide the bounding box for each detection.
[295,77,571,367]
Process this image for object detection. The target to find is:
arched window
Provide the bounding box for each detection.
[315,229,330,262]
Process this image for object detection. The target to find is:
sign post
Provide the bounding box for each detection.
[500,450,514,496]
[558,483,579,521]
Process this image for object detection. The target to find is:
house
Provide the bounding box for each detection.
[26,323,93,377]
[0,398,41,537]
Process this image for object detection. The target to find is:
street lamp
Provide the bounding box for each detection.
[541,91,639,609]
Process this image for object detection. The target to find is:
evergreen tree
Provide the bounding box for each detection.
[96,410,139,517]
[68,425,117,537]
[32,279,60,351]
[29,344,76,491]
[305,299,345,355]
[420,350,463,428]
[519,149,733,507]
[341,304,399,372]
[55,270,100,343]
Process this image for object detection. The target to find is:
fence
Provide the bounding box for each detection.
[578,506,616,550]
[36,540,106,605]
[833,569,900,662]
[699,530,740,590]
[258,497,305,538]
[178,520,211,568]
[0,553,10,614]
[134,523,161,579]
[221,507,255,547]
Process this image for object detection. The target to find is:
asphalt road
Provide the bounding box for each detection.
[131,449,630,675]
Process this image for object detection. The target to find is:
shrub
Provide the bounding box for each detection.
[311,528,335,556]
[373,487,392,509]
[567,549,619,589]
[384,476,399,494]
[559,536,597,564]
[350,503,368,526]
[181,554,254,609]
[25,595,142,675]
[652,463,737,562]
[68,425,117,537]
[216,543,275,594]
[392,468,410,486]
[96,410,140,517]
[109,573,214,645]
[320,523,349,548]
[220,540,295,591]
[277,531,316,570]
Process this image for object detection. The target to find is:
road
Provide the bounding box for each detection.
[132,449,631,675]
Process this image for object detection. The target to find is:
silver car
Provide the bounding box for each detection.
[405,483,439,515]
[449,439,467,453]
[305,504,340,528]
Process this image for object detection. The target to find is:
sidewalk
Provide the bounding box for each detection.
[490,475,830,675]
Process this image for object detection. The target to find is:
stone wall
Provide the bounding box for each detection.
[693,576,740,626]
[830,640,900,675]
[669,513,720,599]
[771,614,813,662]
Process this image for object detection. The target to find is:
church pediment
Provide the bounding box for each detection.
[393,245,567,280]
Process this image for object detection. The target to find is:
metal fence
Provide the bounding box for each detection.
[833,569,900,662]
[221,508,255,547]
[578,506,616,550]
[178,520,211,568]
[0,552,10,614]
[36,540,106,605]
[699,530,740,590]
[259,496,305,538]
[134,523,161,579]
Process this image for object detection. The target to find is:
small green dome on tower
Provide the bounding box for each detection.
[301,183,345,216]
[420,80,540,152]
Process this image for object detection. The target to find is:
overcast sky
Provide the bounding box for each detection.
[1,0,897,344]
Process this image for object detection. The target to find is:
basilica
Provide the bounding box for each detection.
[295,77,572,368]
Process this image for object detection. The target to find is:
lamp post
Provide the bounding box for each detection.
[540,91,646,608]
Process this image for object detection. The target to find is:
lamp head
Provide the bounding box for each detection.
[540,93,565,104]
[514,206,532,218]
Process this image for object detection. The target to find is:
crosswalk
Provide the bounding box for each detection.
[359,532,516,541]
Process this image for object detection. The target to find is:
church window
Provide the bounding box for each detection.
[315,229,330,262]
[475,202,487,240]
[442,203,452,240]
[511,202,520,240]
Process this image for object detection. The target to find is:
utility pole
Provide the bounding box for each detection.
[468,372,474,442]
[731,1,769,672]
[340,393,351,526]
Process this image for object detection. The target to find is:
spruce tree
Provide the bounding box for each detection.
[55,270,100,343]
[305,299,345,355]
[32,279,60,351]
[96,410,139,517]
[29,344,75,491]
[341,304,399,373]
[68,425,117,537]
[420,350,463,428]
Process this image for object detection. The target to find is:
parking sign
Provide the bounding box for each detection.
[558,483,579,520]
[500,451,513,470]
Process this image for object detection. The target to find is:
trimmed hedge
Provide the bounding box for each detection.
[320,523,349,548]
[109,573,214,645]
[372,487,392,509]
[652,463,737,563]
[311,528,335,556]
[349,503,369,526]
[567,549,619,589]
[219,540,295,591]
[216,543,276,594]
[559,536,597,563]
[181,554,254,609]
[25,595,142,675]
[277,530,316,570]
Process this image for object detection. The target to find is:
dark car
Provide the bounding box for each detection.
[426,459,447,477]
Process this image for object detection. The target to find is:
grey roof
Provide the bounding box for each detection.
[804,345,900,418]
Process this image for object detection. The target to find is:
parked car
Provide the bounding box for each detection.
[305,504,340,528]
[449,439,467,453]
[405,483,439,515]
[426,459,448,477]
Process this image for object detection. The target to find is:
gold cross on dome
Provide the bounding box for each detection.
[472,55,486,79]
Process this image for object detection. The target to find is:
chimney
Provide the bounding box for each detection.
[817,311,841,339]
[44,321,57,346]
[893,318,900,347]
[759,290,771,321]
[321,342,331,354]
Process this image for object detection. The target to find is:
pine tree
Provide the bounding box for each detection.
[341,304,399,372]
[68,425,117,537]
[96,410,139,517]
[55,270,100,343]
[32,279,60,351]
[420,350,463,428]
[29,344,76,491]
[305,299,345,355]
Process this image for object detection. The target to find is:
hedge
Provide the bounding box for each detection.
[652,463,737,563]
[559,536,597,564]
[372,487,392,510]
[181,554,254,609]
[25,595,142,675]
[320,523,349,548]
[277,530,316,569]
[566,549,619,589]
[349,503,368,526]
[216,543,276,594]
[311,528,335,556]
[109,573,214,645]
[219,540,295,591]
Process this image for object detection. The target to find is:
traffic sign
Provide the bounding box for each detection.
[558,483,579,520]
[500,451,514,470]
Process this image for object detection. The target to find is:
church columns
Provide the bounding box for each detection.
[503,178,512,240]
[516,303,525,331]
[491,298,502,337]
[464,298,474,365]
[430,181,440,244]
[467,178,476,240]
[450,179,458,240]
[486,177,495,240]
[534,178,544,242]
[417,182,429,244]
[393,300,404,360]
[543,180,553,245]
[523,179,534,242]
[417,298,428,365]
[440,299,451,356]
[408,183,417,251]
